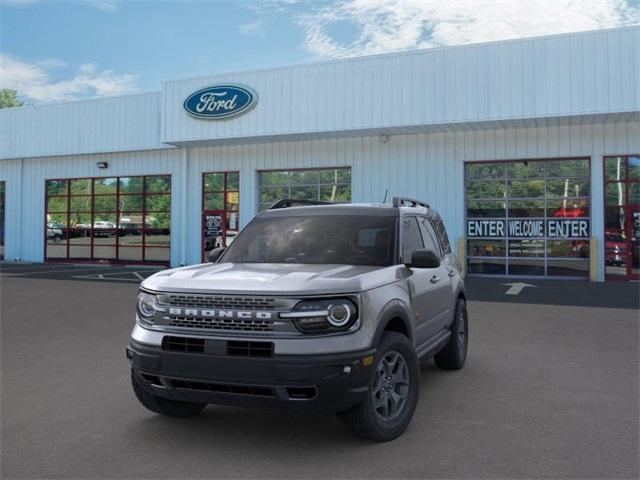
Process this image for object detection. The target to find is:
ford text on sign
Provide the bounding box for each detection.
[467,219,589,238]
[184,85,257,119]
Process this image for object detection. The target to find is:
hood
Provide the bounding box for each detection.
[142,262,401,295]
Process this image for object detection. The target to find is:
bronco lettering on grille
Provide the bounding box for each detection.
[168,308,273,320]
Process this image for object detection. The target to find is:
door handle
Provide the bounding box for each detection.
[447,269,456,278]
[430,275,440,284]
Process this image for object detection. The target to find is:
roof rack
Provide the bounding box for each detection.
[269,198,335,209]
[392,196,430,209]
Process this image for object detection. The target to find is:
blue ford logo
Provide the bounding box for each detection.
[183,84,257,119]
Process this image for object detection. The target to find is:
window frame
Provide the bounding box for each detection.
[44,174,171,265]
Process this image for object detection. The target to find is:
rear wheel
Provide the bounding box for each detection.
[338,332,419,441]
[434,298,468,370]
[131,370,206,417]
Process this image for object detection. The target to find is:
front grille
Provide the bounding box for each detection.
[167,294,278,310]
[227,340,273,358]
[168,316,274,332]
[168,379,275,397]
[162,336,205,353]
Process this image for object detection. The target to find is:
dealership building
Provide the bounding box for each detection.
[0,26,638,281]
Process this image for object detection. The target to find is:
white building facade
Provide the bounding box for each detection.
[1,27,638,281]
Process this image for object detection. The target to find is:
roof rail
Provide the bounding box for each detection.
[269,198,335,209]
[392,196,430,209]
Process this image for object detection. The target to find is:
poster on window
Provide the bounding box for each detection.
[204,213,223,250]
[467,219,590,238]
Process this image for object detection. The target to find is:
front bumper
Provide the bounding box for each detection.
[128,338,376,414]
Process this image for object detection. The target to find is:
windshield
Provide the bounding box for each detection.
[222,214,397,266]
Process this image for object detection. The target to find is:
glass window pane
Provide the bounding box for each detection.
[93,177,117,194]
[508,258,544,276]
[320,184,351,202]
[226,212,239,231]
[204,173,224,192]
[69,245,91,259]
[629,156,640,180]
[119,177,143,194]
[94,195,117,212]
[145,176,171,193]
[46,244,68,258]
[46,226,67,244]
[507,200,545,218]
[465,163,505,180]
[319,168,350,184]
[467,258,505,275]
[507,179,545,198]
[227,172,239,190]
[292,186,318,201]
[144,229,171,247]
[507,161,545,178]
[465,181,505,199]
[547,240,589,258]
[260,187,288,204]
[226,191,239,211]
[630,183,639,205]
[145,247,170,262]
[118,247,143,261]
[70,196,91,212]
[204,193,224,210]
[93,245,116,259]
[119,194,143,212]
[46,213,68,229]
[145,194,170,212]
[605,207,627,233]
[466,200,505,218]
[547,259,589,277]
[68,228,91,244]
[508,239,544,257]
[70,179,91,194]
[605,157,626,181]
[47,180,67,196]
[546,159,589,178]
[467,240,506,257]
[92,229,116,245]
[605,183,626,206]
[546,178,589,198]
[69,213,91,229]
[145,213,170,229]
[402,217,424,263]
[260,171,290,186]
[47,196,68,213]
[547,198,589,218]
[118,214,144,232]
[93,213,116,227]
[118,229,143,247]
[292,170,319,185]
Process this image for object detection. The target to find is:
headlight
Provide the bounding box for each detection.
[281,298,358,333]
[136,291,158,324]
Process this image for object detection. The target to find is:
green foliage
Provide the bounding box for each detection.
[0,89,23,109]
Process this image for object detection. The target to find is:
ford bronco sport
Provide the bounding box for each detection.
[127,197,468,441]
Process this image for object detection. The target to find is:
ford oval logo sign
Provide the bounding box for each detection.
[183,84,257,120]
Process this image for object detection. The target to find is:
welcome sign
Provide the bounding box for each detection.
[184,84,257,119]
[467,219,590,238]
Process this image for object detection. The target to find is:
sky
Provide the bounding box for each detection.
[1,0,639,104]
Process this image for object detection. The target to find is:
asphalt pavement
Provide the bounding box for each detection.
[1,263,638,479]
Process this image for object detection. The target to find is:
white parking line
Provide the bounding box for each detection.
[0,266,129,276]
[132,272,145,280]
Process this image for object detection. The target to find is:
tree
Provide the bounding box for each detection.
[0,89,24,109]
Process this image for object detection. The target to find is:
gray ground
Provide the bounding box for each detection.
[1,263,638,479]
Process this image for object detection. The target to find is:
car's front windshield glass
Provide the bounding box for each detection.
[222,214,396,266]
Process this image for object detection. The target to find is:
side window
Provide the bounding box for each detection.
[402,217,424,263]
[434,216,451,254]
[419,217,441,256]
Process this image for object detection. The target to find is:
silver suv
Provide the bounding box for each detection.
[127,197,468,441]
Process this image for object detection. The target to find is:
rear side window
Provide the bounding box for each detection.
[418,217,441,256]
[433,216,452,254]
[402,217,424,263]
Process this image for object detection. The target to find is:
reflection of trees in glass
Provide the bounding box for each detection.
[258,168,351,204]
[145,194,170,212]
[145,176,171,193]
[605,157,625,181]
[94,178,117,194]
[508,180,545,198]
[465,181,505,199]
[465,163,505,180]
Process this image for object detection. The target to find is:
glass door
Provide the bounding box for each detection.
[202,172,239,261]
[604,155,639,280]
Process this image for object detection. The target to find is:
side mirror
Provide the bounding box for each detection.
[207,247,226,263]
[406,249,440,269]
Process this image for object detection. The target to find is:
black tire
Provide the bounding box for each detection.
[131,370,206,417]
[338,332,419,442]
[434,298,468,370]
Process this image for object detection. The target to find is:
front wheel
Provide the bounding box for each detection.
[338,332,419,442]
[131,370,206,417]
[434,298,468,370]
